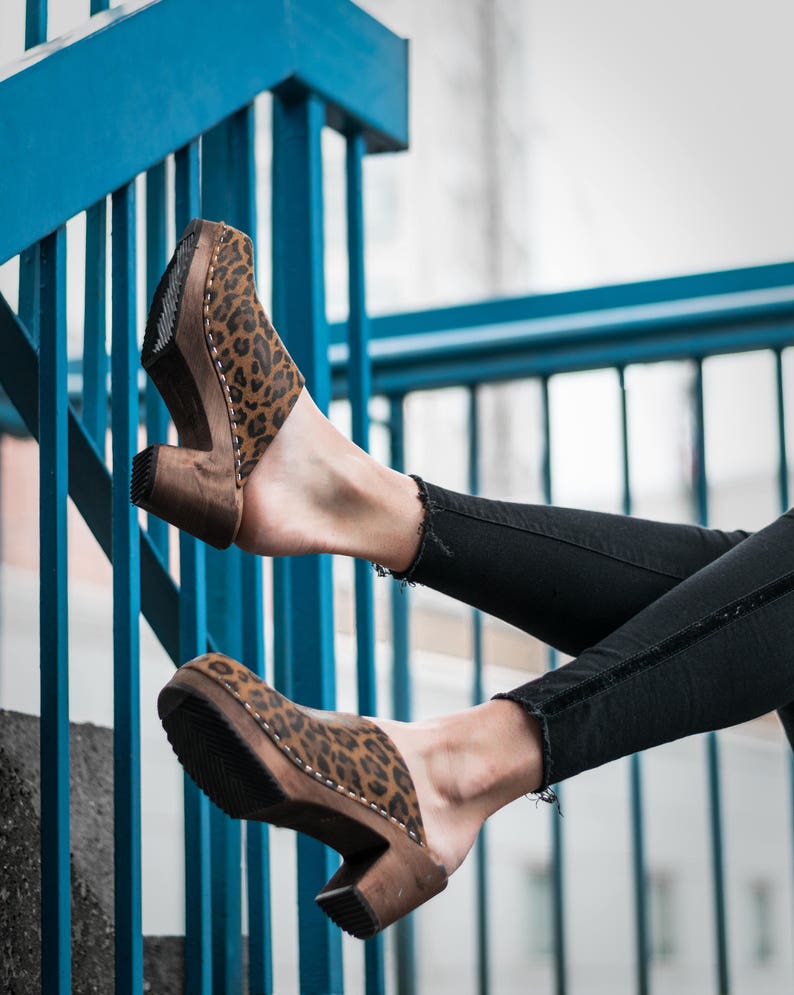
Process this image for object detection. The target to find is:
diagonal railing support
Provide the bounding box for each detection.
[0,290,196,666]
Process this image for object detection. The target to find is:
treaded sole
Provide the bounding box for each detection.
[130,445,156,506]
[315,885,380,940]
[161,691,286,818]
[141,220,200,367]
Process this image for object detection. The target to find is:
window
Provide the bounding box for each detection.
[749,880,775,964]
[647,872,676,963]
[526,865,553,958]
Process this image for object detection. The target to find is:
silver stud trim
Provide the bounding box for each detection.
[202,670,425,847]
[203,222,244,480]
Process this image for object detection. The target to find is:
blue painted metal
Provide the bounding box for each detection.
[83,198,108,453]
[111,182,144,995]
[82,4,110,449]
[618,367,650,995]
[180,533,212,995]
[181,644,213,995]
[345,130,386,995]
[145,161,170,559]
[243,548,274,995]
[773,350,794,970]
[209,754,243,995]
[25,0,47,49]
[272,558,294,698]
[775,350,789,512]
[329,265,794,396]
[18,0,46,347]
[173,139,214,995]
[693,360,730,995]
[541,376,567,995]
[387,394,417,995]
[467,387,490,995]
[208,104,272,995]
[337,315,794,397]
[17,244,40,345]
[270,97,295,706]
[388,398,412,723]
[333,261,794,343]
[0,0,408,266]
[347,132,378,717]
[38,224,70,995]
[272,91,343,995]
[201,107,260,995]
[706,731,729,994]
[0,293,187,665]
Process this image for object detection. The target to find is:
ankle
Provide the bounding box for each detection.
[424,700,544,818]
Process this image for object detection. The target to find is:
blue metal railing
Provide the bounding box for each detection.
[2,1,794,993]
[1,3,407,994]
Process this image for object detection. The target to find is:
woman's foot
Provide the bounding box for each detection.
[372,699,545,875]
[236,390,426,571]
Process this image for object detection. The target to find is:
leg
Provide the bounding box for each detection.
[135,219,750,648]
[231,386,794,772]
[237,393,750,654]
[162,506,794,899]
[381,507,794,877]
[493,507,794,785]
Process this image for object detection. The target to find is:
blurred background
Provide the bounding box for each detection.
[2,1,794,992]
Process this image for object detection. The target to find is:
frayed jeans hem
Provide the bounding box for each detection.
[374,474,452,586]
[491,690,559,807]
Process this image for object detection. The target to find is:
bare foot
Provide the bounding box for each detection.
[372,700,545,875]
[235,391,424,571]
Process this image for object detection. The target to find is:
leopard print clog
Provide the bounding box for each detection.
[158,653,448,938]
[131,219,304,548]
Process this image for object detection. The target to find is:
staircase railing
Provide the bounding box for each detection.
[0,3,407,993]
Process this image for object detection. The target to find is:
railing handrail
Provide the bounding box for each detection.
[0,0,408,267]
[330,261,794,396]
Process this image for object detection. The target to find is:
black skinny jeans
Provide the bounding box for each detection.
[398,479,794,792]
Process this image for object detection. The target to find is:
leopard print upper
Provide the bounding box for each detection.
[184,653,427,847]
[203,223,305,486]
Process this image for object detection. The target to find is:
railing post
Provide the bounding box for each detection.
[175,139,214,995]
[243,537,274,995]
[82,0,111,453]
[773,348,794,976]
[693,359,730,995]
[388,394,417,995]
[467,386,490,995]
[82,198,108,453]
[144,159,170,559]
[200,102,276,995]
[18,0,47,345]
[272,89,343,995]
[111,180,143,995]
[39,223,70,995]
[346,128,386,995]
[541,376,567,995]
[618,367,650,995]
[201,106,261,995]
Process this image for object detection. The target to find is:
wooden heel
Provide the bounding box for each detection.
[316,831,448,939]
[131,443,241,549]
